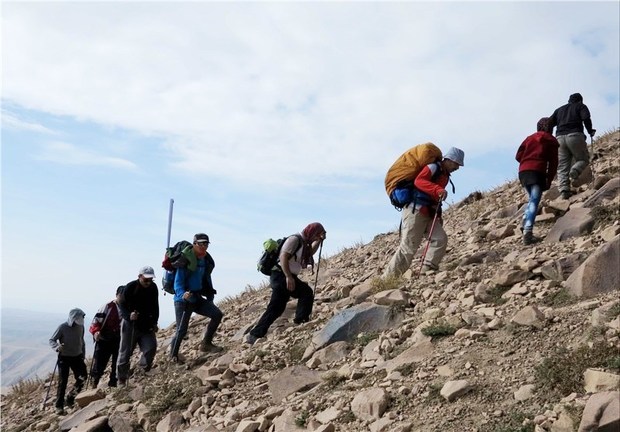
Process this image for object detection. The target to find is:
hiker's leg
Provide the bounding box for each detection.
[55,357,70,409]
[383,208,430,278]
[109,339,120,385]
[116,319,133,381]
[291,277,314,324]
[556,135,572,194]
[423,221,448,269]
[90,342,104,384]
[250,272,290,338]
[70,357,88,395]
[195,298,223,343]
[523,184,542,233]
[170,301,192,358]
[565,133,589,179]
[137,331,157,370]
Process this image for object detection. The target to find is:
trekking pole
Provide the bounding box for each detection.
[87,309,110,388]
[171,309,187,361]
[166,198,174,249]
[313,240,324,290]
[41,357,59,410]
[417,202,442,278]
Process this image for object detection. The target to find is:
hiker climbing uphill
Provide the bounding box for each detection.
[515,117,559,245]
[383,145,464,278]
[116,266,159,385]
[245,222,326,345]
[169,233,224,363]
[88,286,123,388]
[547,92,596,199]
[48,308,87,415]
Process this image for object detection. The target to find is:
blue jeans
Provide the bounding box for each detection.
[170,297,223,358]
[523,184,542,233]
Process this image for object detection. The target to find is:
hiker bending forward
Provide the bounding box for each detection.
[383,147,464,278]
[516,117,559,245]
[88,286,123,388]
[246,222,326,345]
[169,233,224,362]
[49,308,87,415]
[116,266,159,385]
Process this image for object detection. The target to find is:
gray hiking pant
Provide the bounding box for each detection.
[383,205,447,278]
[116,319,157,381]
[557,132,589,193]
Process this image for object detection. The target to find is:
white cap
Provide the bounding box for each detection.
[139,266,155,279]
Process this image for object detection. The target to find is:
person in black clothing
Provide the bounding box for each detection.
[116,266,159,385]
[245,223,326,345]
[548,93,596,199]
[49,308,87,415]
[88,286,123,388]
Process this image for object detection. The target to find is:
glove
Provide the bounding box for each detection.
[590,129,596,137]
[56,345,63,354]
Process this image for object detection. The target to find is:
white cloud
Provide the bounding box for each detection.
[3,2,618,187]
[36,141,138,170]
[2,111,55,134]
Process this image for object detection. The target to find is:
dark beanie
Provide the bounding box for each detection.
[537,117,550,132]
[568,93,583,103]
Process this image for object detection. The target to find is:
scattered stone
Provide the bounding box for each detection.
[566,235,620,298]
[440,380,473,402]
[351,387,389,421]
[511,305,545,329]
[268,365,322,403]
[583,369,620,393]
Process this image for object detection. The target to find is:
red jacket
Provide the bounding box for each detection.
[413,164,450,216]
[516,131,559,184]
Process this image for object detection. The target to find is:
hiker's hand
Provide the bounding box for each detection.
[286,276,295,292]
[130,311,139,321]
[590,129,596,137]
[56,345,63,354]
[438,190,448,201]
[94,332,100,342]
[182,291,193,301]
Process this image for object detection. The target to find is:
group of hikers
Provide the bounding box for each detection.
[47,92,595,415]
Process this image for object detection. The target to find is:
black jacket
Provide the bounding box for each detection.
[549,101,594,136]
[118,279,159,332]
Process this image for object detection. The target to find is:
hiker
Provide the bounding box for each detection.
[245,222,326,345]
[516,117,560,245]
[547,93,596,199]
[48,308,87,415]
[383,147,464,278]
[169,233,224,362]
[116,266,159,385]
[88,286,123,388]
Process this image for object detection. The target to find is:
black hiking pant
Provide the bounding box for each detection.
[91,337,120,386]
[55,355,87,409]
[250,271,314,338]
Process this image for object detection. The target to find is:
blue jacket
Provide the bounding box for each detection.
[173,252,215,303]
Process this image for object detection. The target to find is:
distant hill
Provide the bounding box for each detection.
[1,308,94,393]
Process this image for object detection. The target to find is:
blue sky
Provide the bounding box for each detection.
[2,1,619,327]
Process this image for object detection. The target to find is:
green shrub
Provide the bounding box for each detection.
[144,374,201,418]
[323,371,346,389]
[543,288,578,307]
[370,275,402,294]
[479,410,534,432]
[355,332,379,347]
[295,410,309,427]
[421,323,457,338]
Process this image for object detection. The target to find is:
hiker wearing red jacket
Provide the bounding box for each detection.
[383,148,464,278]
[515,117,559,245]
[88,286,122,388]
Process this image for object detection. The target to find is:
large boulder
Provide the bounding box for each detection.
[545,208,595,243]
[566,235,620,298]
[583,177,620,208]
[307,303,404,354]
[350,388,389,421]
[268,365,322,403]
[59,399,110,431]
[578,391,620,432]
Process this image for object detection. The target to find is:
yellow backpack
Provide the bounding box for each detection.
[384,143,443,208]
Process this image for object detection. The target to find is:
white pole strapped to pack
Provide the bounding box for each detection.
[166,198,174,249]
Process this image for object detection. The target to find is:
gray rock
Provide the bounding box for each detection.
[309,303,404,352]
[268,365,322,403]
[440,380,472,402]
[382,338,434,373]
[583,177,620,208]
[59,399,109,431]
[67,416,110,432]
[545,208,595,243]
[566,235,619,298]
[578,391,620,432]
[511,305,545,329]
[310,341,350,365]
[351,387,389,421]
[583,369,620,393]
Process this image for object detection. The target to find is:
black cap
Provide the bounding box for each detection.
[194,233,210,243]
[116,286,124,295]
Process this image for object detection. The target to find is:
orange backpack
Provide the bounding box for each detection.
[384,143,443,207]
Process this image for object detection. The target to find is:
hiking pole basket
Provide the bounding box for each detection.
[417,202,442,278]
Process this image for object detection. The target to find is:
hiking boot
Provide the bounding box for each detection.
[108,379,117,388]
[560,191,573,200]
[569,168,580,180]
[118,379,127,387]
[171,354,185,365]
[200,341,224,353]
[55,407,65,415]
[244,333,258,346]
[91,378,100,389]
[420,265,436,274]
[523,231,541,245]
[65,395,75,408]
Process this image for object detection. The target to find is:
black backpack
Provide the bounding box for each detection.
[161,240,193,295]
[257,234,303,276]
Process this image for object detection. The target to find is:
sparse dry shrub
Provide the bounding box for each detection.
[591,204,620,229]
[421,322,456,338]
[369,275,402,295]
[534,340,620,398]
[479,410,534,432]
[355,331,379,347]
[542,287,578,307]
[322,371,346,389]
[144,373,201,418]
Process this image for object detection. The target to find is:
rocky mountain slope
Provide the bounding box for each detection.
[2,130,619,432]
